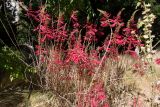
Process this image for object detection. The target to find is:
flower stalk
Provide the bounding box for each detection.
[137,1,156,62]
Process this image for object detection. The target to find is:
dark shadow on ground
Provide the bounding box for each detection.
[0,91,26,107]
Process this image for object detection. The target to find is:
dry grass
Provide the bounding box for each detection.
[4,52,158,107]
[100,53,160,107]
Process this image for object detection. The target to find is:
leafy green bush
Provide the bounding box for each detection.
[0,46,35,81]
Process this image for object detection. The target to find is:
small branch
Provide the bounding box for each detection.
[19,2,28,11]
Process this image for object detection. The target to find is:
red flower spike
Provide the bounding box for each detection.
[71,11,78,22]
[108,17,124,28]
[84,24,98,42]
[57,15,64,27]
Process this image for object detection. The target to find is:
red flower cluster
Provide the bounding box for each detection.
[99,10,141,56]
[88,83,109,107]
[71,11,80,28]
[100,10,124,28]
[65,42,88,64]
[27,7,144,77]
[27,7,51,24]
[26,6,151,107]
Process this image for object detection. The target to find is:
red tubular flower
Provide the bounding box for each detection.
[108,16,124,28]
[57,15,64,27]
[116,39,125,45]
[133,97,143,107]
[101,20,109,27]
[114,34,125,45]
[69,29,79,44]
[71,11,78,22]
[123,27,132,36]
[99,10,110,27]
[155,58,160,65]
[35,45,47,55]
